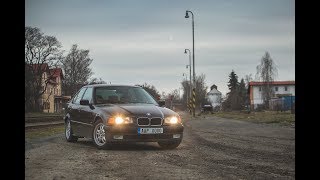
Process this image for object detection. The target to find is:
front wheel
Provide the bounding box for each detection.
[92,120,110,149]
[158,140,181,149]
[65,119,78,142]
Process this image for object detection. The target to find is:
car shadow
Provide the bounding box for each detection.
[76,138,164,151]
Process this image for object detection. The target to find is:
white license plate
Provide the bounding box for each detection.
[138,128,163,134]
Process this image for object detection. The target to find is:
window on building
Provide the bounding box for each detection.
[275,87,278,91]
[43,102,50,109]
[259,87,261,91]
[285,86,288,91]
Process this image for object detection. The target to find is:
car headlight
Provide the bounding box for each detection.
[115,117,124,124]
[108,116,133,125]
[164,116,181,125]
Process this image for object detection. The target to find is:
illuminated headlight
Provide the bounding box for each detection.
[108,116,133,125]
[115,117,124,124]
[164,116,181,124]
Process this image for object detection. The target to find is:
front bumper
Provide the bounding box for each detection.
[105,124,184,142]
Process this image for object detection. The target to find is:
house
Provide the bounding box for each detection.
[248,81,295,110]
[28,63,71,113]
[206,84,222,108]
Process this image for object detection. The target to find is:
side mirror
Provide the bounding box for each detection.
[158,100,166,107]
[80,99,90,105]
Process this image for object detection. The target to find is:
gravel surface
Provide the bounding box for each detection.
[25,112,295,180]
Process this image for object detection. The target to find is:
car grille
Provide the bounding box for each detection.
[137,118,149,125]
[150,118,162,125]
[137,117,162,126]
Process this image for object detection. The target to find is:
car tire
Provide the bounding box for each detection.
[92,120,110,149]
[158,140,181,149]
[65,118,78,142]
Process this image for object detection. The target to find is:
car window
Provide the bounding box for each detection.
[82,87,93,103]
[73,88,87,104]
[94,86,157,105]
[128,88,149,103]
[71,90,80,103]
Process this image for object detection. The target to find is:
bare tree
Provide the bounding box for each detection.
[167,89,181,101]
[194,74,208,109]
[244,73,253,88]
[181,80,191,109]
[61,44,93,96]
[256,51,278,108]
[88,77,106,85]
[161,92,167,99]
[135,83,160,100]
[25,26,63,112]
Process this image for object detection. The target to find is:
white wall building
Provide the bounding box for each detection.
[249,81,295,109]
[206,85,222,108]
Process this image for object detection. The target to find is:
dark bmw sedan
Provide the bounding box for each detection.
[64,84,184,149]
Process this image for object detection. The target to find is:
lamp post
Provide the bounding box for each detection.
[182,73,189,109]
[184,49,192,99]
[185,10,196,117]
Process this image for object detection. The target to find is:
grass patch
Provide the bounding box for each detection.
[25,125,65,139]
[212,111,295,126]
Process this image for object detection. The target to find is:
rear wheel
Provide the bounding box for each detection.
[92,120,110,149]
[158,140,181,149]
[65,119,78,142]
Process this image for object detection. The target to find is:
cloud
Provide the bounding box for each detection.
[26,0,295,95]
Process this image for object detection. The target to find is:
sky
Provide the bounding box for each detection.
[25,0,295,96]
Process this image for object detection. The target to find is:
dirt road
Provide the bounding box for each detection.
[25,113,295,180]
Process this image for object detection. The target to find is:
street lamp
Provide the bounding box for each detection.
[185,10,196,117]
[182,73,188,106]
[184,49,192,97]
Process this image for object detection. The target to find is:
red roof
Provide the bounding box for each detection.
[49,68,63,78]
[26,63,63,80]
[249,81,295,86]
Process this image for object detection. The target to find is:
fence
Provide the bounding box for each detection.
[269,96,295,112]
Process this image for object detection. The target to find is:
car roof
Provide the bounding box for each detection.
[82,84,141,88]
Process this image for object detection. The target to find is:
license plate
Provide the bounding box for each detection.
[138,128,163,134]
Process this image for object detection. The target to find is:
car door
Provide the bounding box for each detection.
[78,87,94,137]
[69,87,87,135]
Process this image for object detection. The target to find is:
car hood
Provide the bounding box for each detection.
[98,104,177,118]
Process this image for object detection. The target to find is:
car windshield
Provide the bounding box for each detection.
[94,86,158,105]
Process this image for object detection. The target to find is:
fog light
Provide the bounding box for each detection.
[173,134,181,139]
[113,135,123,140]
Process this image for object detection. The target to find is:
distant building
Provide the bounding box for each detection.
[28,63,71,113]
[206,84,222,108]
[249,81,295,110]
